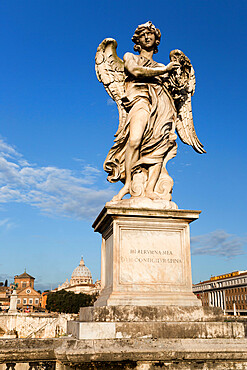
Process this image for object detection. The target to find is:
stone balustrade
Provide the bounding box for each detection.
[0,337,247,369]
[1,363,56,369]
[0,313,76,339]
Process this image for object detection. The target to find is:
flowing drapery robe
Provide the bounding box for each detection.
[104,54,177,183]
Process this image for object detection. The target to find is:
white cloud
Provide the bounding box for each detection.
[0,139,20,159]
[191,230,247,259]
[0,218,15,230]
[0,138,114,219]
[0,218,9,227]
[0,218,10,227]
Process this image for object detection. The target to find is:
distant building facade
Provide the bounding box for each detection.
[55,257,100,295]
[0,286,11,311]
[41,291,49,310]
[0,272,41,312]
[14,272,35,290]
[193,270,247,315]
[14,272,41,312]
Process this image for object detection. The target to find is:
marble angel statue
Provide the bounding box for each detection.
[95,21,205,207]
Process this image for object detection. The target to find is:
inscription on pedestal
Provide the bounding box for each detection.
[93,207,201,306]
[119,228,184,285]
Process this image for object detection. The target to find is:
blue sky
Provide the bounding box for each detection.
[0,0,246,291]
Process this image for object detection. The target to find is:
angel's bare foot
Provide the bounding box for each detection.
[111,184,130,202]
[145,191,161,200]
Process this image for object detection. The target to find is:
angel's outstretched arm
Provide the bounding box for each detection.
[123,53,179,78]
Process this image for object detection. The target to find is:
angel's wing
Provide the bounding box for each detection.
[168,49,206,154]
[95,38,128,135]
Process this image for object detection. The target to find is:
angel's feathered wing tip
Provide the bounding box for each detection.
[193,139,206,154]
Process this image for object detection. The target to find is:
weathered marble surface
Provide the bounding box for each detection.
[95,21,205,202]
[67,320,245,340]
[1,337,247,369]
[67,305,245,340]
[79,306,225,322]
[8,290,18,314]
[93,204,201,307]
[0,312,75,338]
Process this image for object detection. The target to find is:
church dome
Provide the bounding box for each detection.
[70,257,93,286]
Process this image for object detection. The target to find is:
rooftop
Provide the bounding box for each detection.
[194,270,247,286]
[14,272,35,280]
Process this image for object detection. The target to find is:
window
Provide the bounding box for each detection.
[35,299,39,305]
[17,299,21,304]
[29,298,33,304]
[22,282,27,288]
[23,298,27,304]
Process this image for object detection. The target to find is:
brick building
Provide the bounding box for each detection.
[0,285,11,311]
[14,271,41,312]
[41,291,49,310]
[193,270,247,315]
[14,271,35,289]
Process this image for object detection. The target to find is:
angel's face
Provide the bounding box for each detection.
[138,30,156,50]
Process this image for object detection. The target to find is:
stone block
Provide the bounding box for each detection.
[93,205,201,307]
[79,305,224,322]
[70,322,116,339]
[67,320,245,340]
[1,337,247,368]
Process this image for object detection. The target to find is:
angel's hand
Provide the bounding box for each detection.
[165,62,180,73]
[156,63,167,73]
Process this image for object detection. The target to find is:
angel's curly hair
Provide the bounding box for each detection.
[132,21,161,54]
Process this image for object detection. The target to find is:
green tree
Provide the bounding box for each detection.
[46,290,98,313]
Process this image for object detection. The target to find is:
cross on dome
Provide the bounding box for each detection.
[79,256,85,266]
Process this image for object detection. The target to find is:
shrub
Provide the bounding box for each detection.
[46,290,97,313]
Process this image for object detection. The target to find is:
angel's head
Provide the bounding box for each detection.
[132,21,161,54]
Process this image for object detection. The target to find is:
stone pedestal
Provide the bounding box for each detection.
[67,202,246,345]
[93,202,201,307]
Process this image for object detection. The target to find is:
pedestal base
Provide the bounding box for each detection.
[95,291,200,307]
[79,305,224,322]
[67,305,245,340]
[93,203,201,307]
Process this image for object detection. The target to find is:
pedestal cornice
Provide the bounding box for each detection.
[93,202,201,233]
